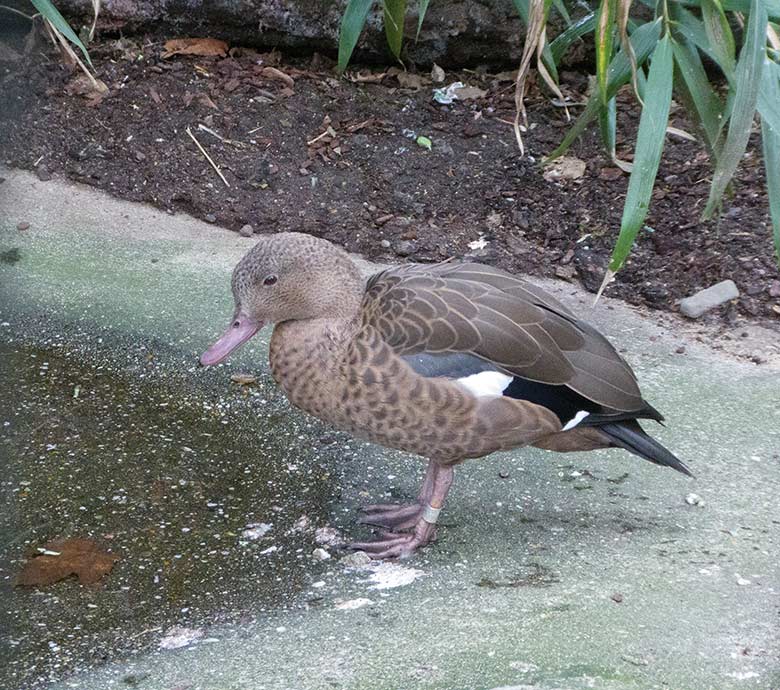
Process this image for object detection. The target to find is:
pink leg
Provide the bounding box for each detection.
[358,461,436,531]
[351,464,454,559]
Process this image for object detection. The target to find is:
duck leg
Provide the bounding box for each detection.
[358,460,436,531]
[350,463,454,559]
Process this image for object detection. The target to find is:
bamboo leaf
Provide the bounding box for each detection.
[338,0,375,71]
[606,33,674,277]
[702,0,736,77]
[758,59,780,133]
[551,0,572,25]
[547,19,662,160]
[599,95,617,158]
[550,12,595,63]
[511,0,530,24]
[30,0,93,67]
[760,61,780,267]
[703,0,768,218]
[596,0,618,106]
[672,38,723,150]
[384,0,407,59]
[416,0,431,39]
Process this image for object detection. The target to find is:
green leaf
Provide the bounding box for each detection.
[416,0,431,39]
[701,0,736,77]
[702,0,768,218]
[758,60,780,134]
[672,38,723,150]
[384,0,407,59]
[551,0,572,25]
[721,0,780,18]
[416,135,432,150]
[760,61,780,267]
[338,0,375,72]
[608,33,674,274]
[550,12,595,63]
[599,95,617,158]
[511,0,530,24]
[596,0,618,106]
[30,0,93,67]
[547,18,662,160]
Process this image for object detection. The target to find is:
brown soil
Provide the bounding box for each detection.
[1,34,779,325]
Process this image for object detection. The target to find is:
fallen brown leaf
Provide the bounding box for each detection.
[543,156,586,182]
[230,373,257,385]
[162,38,228,59]
[453,85,487,100]
[346,70,387,84]
[261,66,294,89]
[16,538,120,587]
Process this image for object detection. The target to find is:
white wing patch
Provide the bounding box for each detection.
[457,371,513,398]
[562,410,590,431]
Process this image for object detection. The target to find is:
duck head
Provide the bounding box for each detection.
[200,232,363,366]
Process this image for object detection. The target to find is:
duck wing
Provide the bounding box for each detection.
[362,262,649,414]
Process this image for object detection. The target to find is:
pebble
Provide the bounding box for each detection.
[685,493,704,507]
[204,213,217,223]
[312,547,331,561]
[241,522,272,540]
[134,151,146,162]
[675,345,686,354]
[379,239,391,249]
[611,592,624,603]
[36,165,52,181]
[17,222,30,231]
[315,526,346,547]
[679,280,739,318]
[339,550,371,568]
[393,240,418,257]
[239,223,254,237]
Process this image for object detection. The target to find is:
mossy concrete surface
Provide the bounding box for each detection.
[1,169,778,690]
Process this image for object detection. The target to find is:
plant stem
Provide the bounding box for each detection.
[0,4,38,20]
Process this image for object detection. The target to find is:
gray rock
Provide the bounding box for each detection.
[54,0,575,67]
[239,223,254,237]
[339,550,371,568]
[393,240,418,257]
[679,280,739,318]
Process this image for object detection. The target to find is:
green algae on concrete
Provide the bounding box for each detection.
[1,169,779,690]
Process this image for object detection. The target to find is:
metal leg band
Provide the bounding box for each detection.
[421,503,442,524]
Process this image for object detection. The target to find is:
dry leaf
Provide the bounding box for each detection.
[543,156,586,182]
[431,64,445,83]
[162,38,228,59]
[16,538,119,587]
[230,373,257,385]
[347,71,387,83]
[453,85,487,100]
[261,66,294,89]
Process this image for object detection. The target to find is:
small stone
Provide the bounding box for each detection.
[204,213,217,224]
[555,265,575,281]
[679,280,739,318]
[17,222,30,231]
[241,522,272,540]
[675,345,686,354]
[736,575,751,586]
[339,550,371,568]
[685,493,704,507]
[610,592,624,603]
[36,165,52,181]
[769,280,780,298]
[134,151,146,162]
[436,141,455,156]
[315,526,346,547]
[312,547,331,561]
[379,239,391,249]
[239,223,254,237]
[393,240,418,257]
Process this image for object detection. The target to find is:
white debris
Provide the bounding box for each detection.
[241,522,272,540]
[340,550,372,568]
[736,575,751,586]
[292,515,312,532]
[335,598,374,610]
[312,547,331,561]
[365,561,425,590]
[685,493,704,507]
[468,235,488,251]
[315,526,346,547]
[159,626,204,650]
[260,545,278,555]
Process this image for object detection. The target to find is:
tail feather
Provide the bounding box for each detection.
[598,420,693,477]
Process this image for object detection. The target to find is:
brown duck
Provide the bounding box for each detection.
[201,232,690,558]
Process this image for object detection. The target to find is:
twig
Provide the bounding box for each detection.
[0,4,37,20]
[306,129,331,146]
[186,127,230,187]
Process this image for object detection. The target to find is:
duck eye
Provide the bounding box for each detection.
[262,275,278,286]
